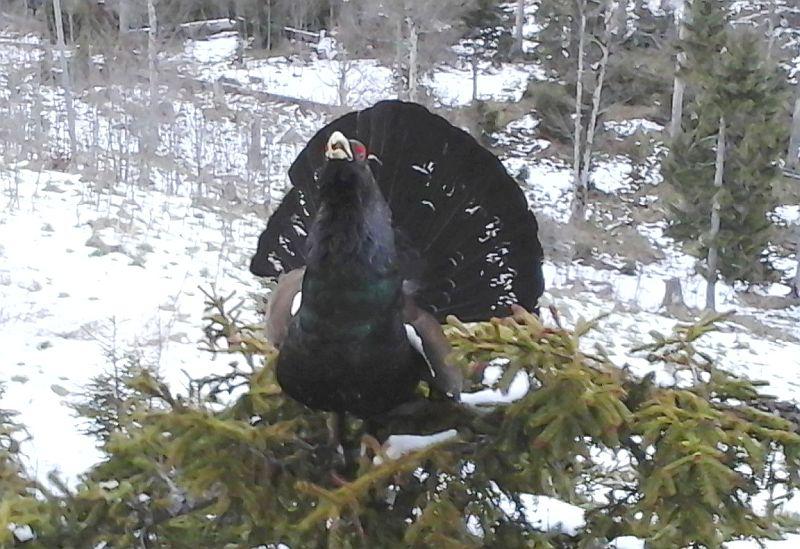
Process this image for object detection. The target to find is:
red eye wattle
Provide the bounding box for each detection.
[353,143,367,160]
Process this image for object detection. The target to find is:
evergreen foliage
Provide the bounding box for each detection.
[0,388,53,547]
[665,2,789,283]
[679,0,730,91]
[0,293,799,547]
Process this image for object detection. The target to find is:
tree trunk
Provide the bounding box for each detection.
[787,89,800,170]
[266,0,272,51]
[248,118,262,173]
[408,17,419,103]
[766,0,778,59]
[254,0,263,49]
[793,225,800,298]
[661,277,687,314]
[579,40,609,194]
[147,0,157,98]
[247,117,262,203]
[706,116,726,311]
[337,57,349,106]
[471,57,478,103]
[670,7,687,139]
[575,2,613,220]
[511,0,524,56]
[235,0,247,55]
[142,0,158,186]
[395,18,404,96]
[570,0,587,222]
[52,0,77,159]
[118,0,129,37]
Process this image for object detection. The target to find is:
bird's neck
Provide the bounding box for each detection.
[300,184,402,335]
[306,184,398,276]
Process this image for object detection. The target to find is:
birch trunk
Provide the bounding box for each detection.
[247,118,262,203]
[670,5,687,139]
[571,1,587,221]
[53,0,77,158]
[575,2,614,219]
[141,0,158,185]
[408,18,419,103]
[337,56,350,106]
[147,0,157,99]
[395,18,404,96]
[706,116,726,311]
[512,0,524,56]
[766,0,778,60]
[579,40,610,193]
[471,57,478,103]
[118,0,129,37]
[793,225,800,298]
[787,89,800,169]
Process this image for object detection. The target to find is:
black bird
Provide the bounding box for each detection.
[251,100,544,418]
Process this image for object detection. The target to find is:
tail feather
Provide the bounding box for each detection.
[251,100,545,322]
[249,188,311,277]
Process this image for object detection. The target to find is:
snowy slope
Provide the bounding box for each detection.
[179,31,539,109]
[0,166,266,481]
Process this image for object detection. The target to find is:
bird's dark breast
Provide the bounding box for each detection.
[276,271,422,417]
[276,318,422,417]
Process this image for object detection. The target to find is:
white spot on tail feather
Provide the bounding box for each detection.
[411,161,435,175]
[290,292,302,316]
[405,324,436,378]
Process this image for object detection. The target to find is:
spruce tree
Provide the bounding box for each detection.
[1,294,799,547]
[679,0,730,93]
[665,4,788,285]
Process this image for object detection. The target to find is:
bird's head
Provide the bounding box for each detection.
[324,131,368,163]
[319,131,378,199]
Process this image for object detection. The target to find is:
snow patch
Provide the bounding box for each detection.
[461,370,530,407]
[183,31,239,64]
[775,205,800,225]
[426,63,540,107]
[8,524,35,543]
[373,429,458,465]
[603,119,664,138]
[520,494,586,536]
[592,157,635,194]
[206,57,395,109]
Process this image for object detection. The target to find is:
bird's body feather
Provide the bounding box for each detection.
[251,101,544,417]
[273,157,425,415]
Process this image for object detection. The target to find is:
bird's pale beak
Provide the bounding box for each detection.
[325,131,353,161]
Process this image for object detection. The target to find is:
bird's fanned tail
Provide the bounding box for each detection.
[251,100,545,322]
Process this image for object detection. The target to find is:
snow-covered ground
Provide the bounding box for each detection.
[180,31,540,109]
[0,166,266,481]
[426,62,541,107]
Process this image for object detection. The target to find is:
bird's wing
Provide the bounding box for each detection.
[403,295,463,399]
[265,267,305,348]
